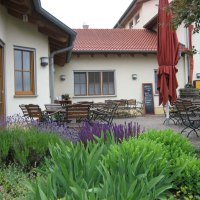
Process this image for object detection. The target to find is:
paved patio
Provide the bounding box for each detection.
[113,115,200,149]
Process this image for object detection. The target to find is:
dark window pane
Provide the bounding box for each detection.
[89,72,100,95]
[15,72,22,91]
[23,72,31,91]
[74,72,87,95]
[74,84,80,95]
[23,51,30,71]
[80,84,86,95]
[74,74,79,83]
[14,50,22,70]
[80,73,86,83]
[103,72,115,95]
[154,70,158,94]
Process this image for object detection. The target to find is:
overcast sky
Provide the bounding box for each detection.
[40,0,133,29]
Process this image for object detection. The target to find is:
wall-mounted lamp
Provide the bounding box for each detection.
[40,57,49,67]
[132,74,137,80]
[60,74,66,81]
[196,73,200,79]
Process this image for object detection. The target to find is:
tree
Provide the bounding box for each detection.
[170,0,200,33]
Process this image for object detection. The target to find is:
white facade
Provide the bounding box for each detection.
[55,54,186,114]
[123,0,200,89]
[0,5,50,116]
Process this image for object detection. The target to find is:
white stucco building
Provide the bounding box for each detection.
[54,0,200,114]
[0,0,76,116]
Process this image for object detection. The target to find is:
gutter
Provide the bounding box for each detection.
[33,0,77,61]
[32,0,77,103]
[50,45,74,103]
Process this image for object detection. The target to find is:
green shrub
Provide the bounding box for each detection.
[173,154,200,199]
[139,129,200,198]
[0,164,31,199]
[139,129,196,159]
[0,128,61,168]
[27,137,183,200]
[27,139,108,200]
[103,138,182,199]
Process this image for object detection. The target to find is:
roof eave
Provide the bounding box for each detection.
[113,0,137,28]
[33,0,77,62]
[73,50,157,54]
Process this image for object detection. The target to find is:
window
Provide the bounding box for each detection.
[74,71,115,96]
[74,72,87,95]
[135,14,140,25]
[129,21,133,29]
[14,48,35,95]
[154,70,158,94]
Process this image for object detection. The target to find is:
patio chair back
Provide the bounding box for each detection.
[25,104,43,121]
[19,104,29,117]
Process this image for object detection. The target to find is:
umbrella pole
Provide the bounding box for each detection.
[165,101,170,125]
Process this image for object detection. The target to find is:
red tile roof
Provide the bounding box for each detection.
[73,29,157,53]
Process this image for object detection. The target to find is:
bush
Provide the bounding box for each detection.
[173,154,200,199]
[103,138,182,199]
[139,129,196,159]
[139,129,200,198]
[0,164,31,199]
[27,139,109,200]
[0,127,61,168]
[27,136,183,199]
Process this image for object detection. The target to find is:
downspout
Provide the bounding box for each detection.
[186,27,190,83]
[49,45,74,103]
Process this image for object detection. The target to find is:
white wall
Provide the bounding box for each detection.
[55,54,186,111]
[0,5,51,116]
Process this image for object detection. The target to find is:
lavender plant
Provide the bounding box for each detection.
[79,121,144,144]
[0,114,79,143]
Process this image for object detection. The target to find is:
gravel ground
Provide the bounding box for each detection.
[113,115,200,149]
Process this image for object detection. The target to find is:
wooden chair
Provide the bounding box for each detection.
[89,102,119,125]
[65,103,91,123]
[163,104,179,125]
[174,100,200,137]
[25,104,60,123]
[19,104,29,118]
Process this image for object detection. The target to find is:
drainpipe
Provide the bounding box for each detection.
[186,28,190,83]
[49,45,74,103]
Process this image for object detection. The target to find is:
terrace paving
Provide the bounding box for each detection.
[113,114,200,149]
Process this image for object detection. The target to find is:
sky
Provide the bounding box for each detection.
[40,0,133,29]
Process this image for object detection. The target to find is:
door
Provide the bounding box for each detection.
[0,45,5,117]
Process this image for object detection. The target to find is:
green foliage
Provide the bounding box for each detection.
[103,139,182,199]
[26,139,108,200]
[0,164,32,199]
[139,129,200,198]
[0,128,61,168]
[27,136,183,199]
[170,0,200,33]
[173,154,200,198]
[139,129,196,160]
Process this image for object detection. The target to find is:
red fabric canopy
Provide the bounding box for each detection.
[157,0,179,106]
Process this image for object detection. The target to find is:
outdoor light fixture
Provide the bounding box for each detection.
[60,74,66,81]
[196,73,200,79]
[132,74,137,80]
[40,57,49,67]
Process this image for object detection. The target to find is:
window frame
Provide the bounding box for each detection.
[14,46,36,96]
[154,69,159,95]
[135,13,140,25]
[74,70,115,96]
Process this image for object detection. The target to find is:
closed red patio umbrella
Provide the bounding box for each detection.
[157,0,179,106]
